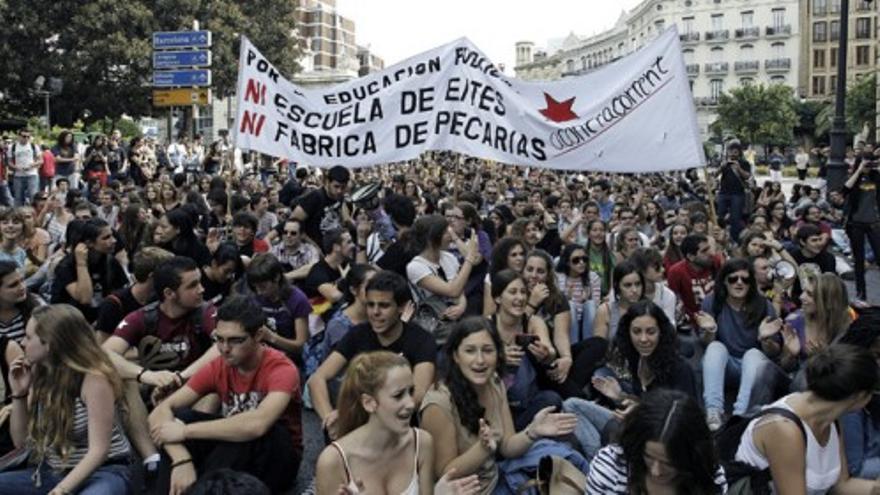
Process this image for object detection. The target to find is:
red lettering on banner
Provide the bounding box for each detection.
[239,111,266,137]
[244,79,267,106]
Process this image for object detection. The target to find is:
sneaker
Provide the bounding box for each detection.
[706,409,724,432]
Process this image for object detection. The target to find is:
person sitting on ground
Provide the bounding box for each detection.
[482,236,527,316]
[307,270,437,441]
[419,317,579,495]
[698,258,780,431]
[0,260,43,345]
[734,344,880,493]
[0,305,133,494]
[102,256,220,476]
[587,388,727,494]
[270,218,320,281]
[315,351,435,494]
[245,253,311,361]
[488,269,563,427]
[50,217,127,323]
[406,214,481,338]
[230,211,269,260]
[563,301,699,458]
[199,242,240,307]
[301,228,355,314]
[149,295,302,495]
[95,247,174,340]
[0,334,23,456]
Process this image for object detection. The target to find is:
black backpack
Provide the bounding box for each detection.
[714,407,807,495]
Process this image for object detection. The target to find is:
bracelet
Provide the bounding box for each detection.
[171,458,193,469]
[136,368,148,383]
[527,303,539,311]
[9,392,27,400]
[175,371,185,382]
[525,426,539,442]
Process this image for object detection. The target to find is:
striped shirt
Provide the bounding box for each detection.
[44,397,131,470]
[586,444,727,494]
[0,312,26,344]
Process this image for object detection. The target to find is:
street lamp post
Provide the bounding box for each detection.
[826,0,849,193]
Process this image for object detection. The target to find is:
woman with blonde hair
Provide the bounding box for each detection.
[0,304,132,494]
[316,351,478,495]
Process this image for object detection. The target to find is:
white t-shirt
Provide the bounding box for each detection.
[406,252,460,304]
[10,142,39,177]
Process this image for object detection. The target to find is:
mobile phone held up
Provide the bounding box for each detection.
[515,334,539,347]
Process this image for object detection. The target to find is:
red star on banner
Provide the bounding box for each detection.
[539,92,578,122]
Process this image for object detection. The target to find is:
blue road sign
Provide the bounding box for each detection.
[153,50,212,69]
[153,70,212,87]
[152,31,212,49]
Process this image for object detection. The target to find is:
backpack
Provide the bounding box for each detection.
[138,302,210,370]
[714,407,807,495]
[408,258,454,346]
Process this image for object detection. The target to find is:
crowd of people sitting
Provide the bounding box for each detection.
[0,128,878,494]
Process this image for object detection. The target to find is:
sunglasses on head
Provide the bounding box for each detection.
[727,275,750,284]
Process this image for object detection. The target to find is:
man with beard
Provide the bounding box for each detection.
[667,234,722,327]
[786,224,837,303]
[291,165,350,247]
[301,228,354,306]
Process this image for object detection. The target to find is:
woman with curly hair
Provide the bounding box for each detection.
[0,304,132,494]
[563,301,698,458]
[586,389,726,494]
[420,317,578,495]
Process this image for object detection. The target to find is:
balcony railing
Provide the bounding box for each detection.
[856,2,873,11]
[766,25,792,37]
[735,60,760,73]
[680,32,700,43]
[706,29,730,42]
[694,96,719,106]
[765,58,792,71]
[704,62,730,74]
[686,63,700,75]
[735,27,761,39]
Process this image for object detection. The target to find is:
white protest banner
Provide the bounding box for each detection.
[233,27,705,172]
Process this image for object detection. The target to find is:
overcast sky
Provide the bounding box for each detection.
[336,0,643,72]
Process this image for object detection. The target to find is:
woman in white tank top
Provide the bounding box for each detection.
[735,344,880,494]
[315,351,480,495]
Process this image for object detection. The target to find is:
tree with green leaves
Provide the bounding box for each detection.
[711,83,799,149]
[0,0,301,128]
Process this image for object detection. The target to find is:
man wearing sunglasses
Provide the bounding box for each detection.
[272,218,320,281]
[8,129,42,206]
[149,295,302,494]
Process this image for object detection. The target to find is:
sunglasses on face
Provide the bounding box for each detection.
[284,230,299,235]
[570,256,587,264]
[727,275,750,284]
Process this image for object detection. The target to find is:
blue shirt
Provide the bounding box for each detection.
[701,293,776,358]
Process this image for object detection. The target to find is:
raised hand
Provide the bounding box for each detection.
[591,375,622,402]
[528,406,578,438]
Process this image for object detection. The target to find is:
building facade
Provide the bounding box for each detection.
[292,0,362,87]
[800,0,877,101]
[514,0,802,138]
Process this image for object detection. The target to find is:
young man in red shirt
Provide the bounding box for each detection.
[149,294,302,494]
[667,233,722,328]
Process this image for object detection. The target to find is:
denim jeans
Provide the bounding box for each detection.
[562,397,615,459]
[0,182,12,207]
[0,463,131,495]
[716,193,746,243]
[12,175,38,206]
[702,341,773,415]
[846,222,880,298]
